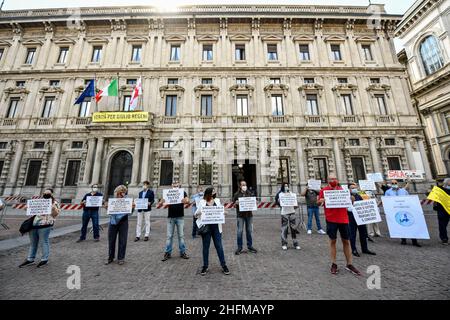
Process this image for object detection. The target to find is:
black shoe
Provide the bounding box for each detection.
[162,253,171,261]
[134,237,140,242]
[144,237,149,241]
[441,240,449,245]
[367,237,374,243]
[36,260,48,268]
[352,250,360,257]
[200,266,208,276]
[412,242,422,248]
[248,247,258,253]
[401,239,407,245]
[105,259,114,265]
[222,265,230,275]
[362,250,377,255]
[18,260,34,268]
[235,248,243,255]
[180,252,189,259]
[76,238,85,243]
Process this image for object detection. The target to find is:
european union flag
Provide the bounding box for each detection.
[74,80,95,105]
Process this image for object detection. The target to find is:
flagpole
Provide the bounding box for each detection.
[94,73,98,113]
[116,72,120,111]
[139,73,143,111]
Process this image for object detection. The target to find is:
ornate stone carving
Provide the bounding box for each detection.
[263,84,289,97]
[298,83,324,97]
[229,84,255,97]
[194,84,220,98]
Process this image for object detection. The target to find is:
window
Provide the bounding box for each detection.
[387,157,401,170]
[306,94,319,115]
[370,78,380,84]
[385,138,395,146]
[123,96,131,111]
[49,80,60,87]
[235,44,246,61]
[79,101,91,117]
[64,160,81,186]
[277,158,290,184]
[163,141,174,149]
[331,44,342,61]
[312,139,324,147]
[25,160,42,186]
[271,95,284,116]
[375,95,388,115]
[0,48,3,61]
[314,158,328,183]
[349,139,360,146]
[25,48,36,64]
[160,160,173,186]
[71,141,83,149]
[420,36,445,76]
[16,81,25,87]
[342,94,354,115]
[201,141,212,149]
[6,98,19,118]
[351,157,366,182]
[91,46,102,63]
[279,139,287,147]
[0,142,7,149]
[168,78,178,85]
[33,141,45,149]
[236,95,248,116]
[131,45,142,62]
[269,78,281,84]
[338,78,348,84]
[201,95,213,116]
[236,78,247,84]
[267,44,278,61]
[198,162,212,185]
[57,47,69,64]
[42,97,55,118]
[362,45,373,61]
[0,160,4,179]
[299,44,310,60]
[126,79,137,85]
[304,78,315,84]
[202,44,213,61]
[170,45,180,61]
[201,78,212,84]
[165,95,177,116]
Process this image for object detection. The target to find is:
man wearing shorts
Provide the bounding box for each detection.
[318,175,361,276]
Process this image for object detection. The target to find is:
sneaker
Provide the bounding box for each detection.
[18,260,35,268]
[200,266,208,276]
[281,245,288,250]
[76,238,85,243]
[235,248,243,255]
[36,260,48,268]
[330,263,338,275]
[248,247,258,254]
[162,253,171,261]
[307,230,312,235]
[144,237,149,241]
[352,250,360,257]
[222,265,230,275]
[134,237,140,242]
[362,250,376,255]
[318,229,326,235]
[180,252,190,259]
[295,245,301,250]
[345,264,362,276]
[442,240,449,245]
[118,260,125,265]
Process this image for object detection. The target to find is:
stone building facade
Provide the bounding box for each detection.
[0,4,433,202]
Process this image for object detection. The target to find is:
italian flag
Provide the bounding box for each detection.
[95,79,118,102]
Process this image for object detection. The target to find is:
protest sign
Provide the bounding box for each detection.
[238,197,257,212]
[367,173,384,182]
[358,180,377,191]
[27,199,52,216]
[324,190,352,208]
[134,198,149,210]
[307,179,322,190]
[279,193,297,207]
[387,170,425,180]
[107,198,133,215]
[163,188,185,205]
[200,206,225,224]
[427,186,450,215]
[86,196,103,207]
[352,199,382,225]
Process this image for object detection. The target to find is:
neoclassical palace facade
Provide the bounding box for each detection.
[0,4,434,202]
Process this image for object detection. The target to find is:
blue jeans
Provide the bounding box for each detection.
[165,217,186,254]
[307,206,322,231]
[237,217,253,250]
[80,210,100,240]
[201,224,226,268]
[27,227,52,262]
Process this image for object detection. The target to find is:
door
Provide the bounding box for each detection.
[108,151,133,196]
[231,159,257,196]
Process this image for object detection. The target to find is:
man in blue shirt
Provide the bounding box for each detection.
[135,181,155,242]
[77,184,103,242]
[190,186,204,239]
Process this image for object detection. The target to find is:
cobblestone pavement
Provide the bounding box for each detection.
[0,213,449,300]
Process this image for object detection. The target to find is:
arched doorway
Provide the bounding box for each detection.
[107,151,133,196]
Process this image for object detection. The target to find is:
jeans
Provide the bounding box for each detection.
[201,224,226,268]
[307,206,322,231]
[27,227,52,262]
[237,216,253,250]
[281,213,298,246]
[348,212,369,252]
[136,211,151,237]
[437,210,449,242]
[108,217,128,261]
[165,217,186,254]
[192,217,198,237]
[80,210,100,240]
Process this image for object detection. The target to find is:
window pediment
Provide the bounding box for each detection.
[264,83,289,97]
[293,35,315,42]
[366,84,391,97]
[229,84,255,97]
[194,84,219,98]
[324,35,346,43]
[165,35,186,43]
[261,35,283,42]
[53,38,76,45]
[3,87,30,99]
[197,35,219,42]
[39,86,64,95]
[229,34,252,42]
[159,84,185,97]
[126,36,148,43]
[298,84,324,97]
[86,37,109,44]
[0,40,12,47]
[355,36,377,43]
[22,39,43,46]
[332,83,358,97]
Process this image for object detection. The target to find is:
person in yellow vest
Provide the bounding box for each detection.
[433,178,450,245]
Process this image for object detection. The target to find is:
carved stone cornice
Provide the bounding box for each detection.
[159,84,185,97]
[3,87,30,101]
[110,19,127,31]
[229,84,255,97]
[332,84,358,97]
[366,84,391,98]
[298,83,324,97]
[263,84,289,97]
[194,84,219,98]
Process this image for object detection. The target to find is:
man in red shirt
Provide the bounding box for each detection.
[318,175,361,276]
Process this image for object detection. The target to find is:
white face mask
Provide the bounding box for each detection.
[241,186,247,192]
[92,188,98,192]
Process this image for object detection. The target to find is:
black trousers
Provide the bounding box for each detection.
[348,212,368,252]
[437,210,449,242]
[108,217,128,261]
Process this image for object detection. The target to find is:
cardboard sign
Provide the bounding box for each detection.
[352,199,382,225]
[199,206,225,225]
[367,173,384,182]
[307,179,322,190]
[358,180,377,191]
[324,190,352,208]
[107,198,133,215]
[27,199,52,216]
[134,198,149,210]
[279,193,298,207]
[238,197,257,212]
[163,188,185,205]
[387,170,425,180]
[381,195,430,239]
[86,196,103,207]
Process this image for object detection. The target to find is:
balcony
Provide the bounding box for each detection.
[342,115,357,123]
[232,116,251,124]
[199,116,216,124]
[269,115,286,123]
[305,115,321,124]
[376,115,393,123]
[36,118,53,126]
[72,117,91,125]
[1,118,17,127]
[161,116,178,124]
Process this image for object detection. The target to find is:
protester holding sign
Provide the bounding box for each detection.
[190,186,204,239]
[195,187,230,276]
[318,175,361,276]
[301,187,326,235]
[135,181,155,242]
[77,184,103,243]
[160,181,190,261]
[19,189,61,268]
[232,180,258,255]
[275,183,300,250]
[431,178,450,245]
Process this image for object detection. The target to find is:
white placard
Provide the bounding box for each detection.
[163,188,185,205]
[381,195,430,239]
[367,173,384,182]
[199,206,225,225]
[358,180,377,191]
[27,199,52,216]
[387,170,425,180]
[238,197,257,212]
[352,199,382,225]
[324,190,352,208]
[279,193,298,207]
[340,184,349,191]
[86,196,103,207]
[134,198,149,210]
[107,198,133,215]
[307,179,322,190]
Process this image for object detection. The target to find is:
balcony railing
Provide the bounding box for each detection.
[233,116,250,124]
[73,117,91,125]
[1,118,17,126]
[36,118,53,126]
[270,115,286,123]
[376,115,393,123]
[199,116,216,123]
[161,116,178,124]
[305,115,321,123]
[342,115,357,123]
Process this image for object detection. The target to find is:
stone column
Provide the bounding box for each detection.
[131,138,142,185]
[404,138,416,170]
[332,138,345,181]
[296,138,307,186]
[9,140,25,186]
[91,137,104,185]
[83,138,96,185]
[141,137,151,182]
[49,140,63,187]
[369,137,382,173]
[417,138,433,181]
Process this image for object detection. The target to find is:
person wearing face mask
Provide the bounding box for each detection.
[233,180,258,255]
[433,178,450,245]
[77,184,103,243]
[19,189,61,268]
[275,182,301,250]
[348,183,376,257]
[135,181,155,242]
[318,175,361,276]
[191,186,204,239]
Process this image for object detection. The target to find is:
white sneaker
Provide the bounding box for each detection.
[282,245,288,250]
[318,229,326,235]
[295,245,301,250]
[307,230,312,235]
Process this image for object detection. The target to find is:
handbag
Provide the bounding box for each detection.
[197,224,210,235]
[19,216,35,235]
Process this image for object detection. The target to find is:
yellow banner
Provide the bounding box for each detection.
[427,186,450,215]
[92,112,149,123]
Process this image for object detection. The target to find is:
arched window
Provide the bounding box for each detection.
[420,35,444,76]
